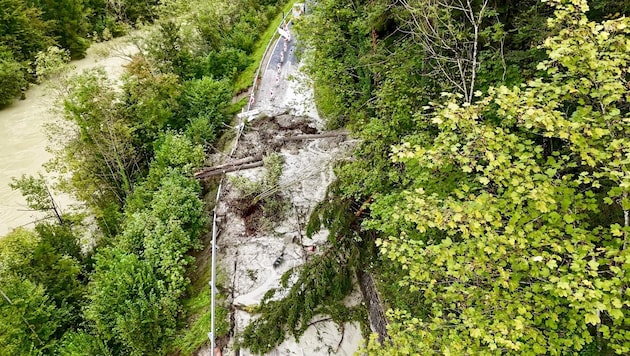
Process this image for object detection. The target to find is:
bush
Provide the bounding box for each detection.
[84,248,178,355]
[178,77,232,146]
[35,46,71,82]
[0,48,26,107]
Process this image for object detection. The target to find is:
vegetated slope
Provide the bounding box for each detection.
[0,0,290,355]
[240,0,630,355]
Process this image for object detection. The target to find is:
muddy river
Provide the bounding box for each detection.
[0,38,136,236]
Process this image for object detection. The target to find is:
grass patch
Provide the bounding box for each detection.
[233,0,297,94]
[169,287,230,355]
[228,96,248,115]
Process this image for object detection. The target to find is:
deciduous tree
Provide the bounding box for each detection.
[367,1,630,353]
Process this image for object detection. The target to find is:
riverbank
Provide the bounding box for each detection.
[0,36,137,236]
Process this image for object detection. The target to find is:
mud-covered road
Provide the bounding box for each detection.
[201,24,362,355]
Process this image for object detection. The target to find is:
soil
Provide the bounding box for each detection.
[240,199,263,236]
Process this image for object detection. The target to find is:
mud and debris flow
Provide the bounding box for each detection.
[200,22,363,356]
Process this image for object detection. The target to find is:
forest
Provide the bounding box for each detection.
[1,0,630,355]
[240,0,630,355]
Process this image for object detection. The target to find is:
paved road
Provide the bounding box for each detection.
[252,23,298,110]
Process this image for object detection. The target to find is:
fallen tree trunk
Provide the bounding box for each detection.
[275,130,349,141]
[357,269,389,343]
[195,155,263,177]
[195,160,264,179]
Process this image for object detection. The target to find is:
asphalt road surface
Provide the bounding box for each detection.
[253,23,298,109]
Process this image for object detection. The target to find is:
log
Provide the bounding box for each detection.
[195,161,264,179]
[195,155,263,179]
[276,130,348,141]
[356,269,389,343]
[201,155,262,173]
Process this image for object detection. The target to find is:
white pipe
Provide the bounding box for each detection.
[210,182,222,352]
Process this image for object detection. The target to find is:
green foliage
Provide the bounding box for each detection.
[153,0,283,92]
[145,20,193,77]
[191,47,251,81]
[10,174,64,224]
[0,47,26,107]
[28,0,91,58]
[125,132,205,213]
[0,224,84,306]
[169,287,230,355]
[0,0,160,106]
[179,76,232,146]
[0,226,85,355]
[241,251,355,353]
[231,152,284,197]
[0,277,68,355]
[10,174,51,211]
[243,189,368,353]
[83,130,207,353]
[57,331,113,356]
[143,0,276,80]
[121,56,182,132]
[106,0,159,24]
[0,0,50,62]
[84,248,178,355]
[230,152,287,224]
[261,152,283,188]
[0,228,40,275]
[85,181,205,352]
[0,227,84,310]
[297,0,376,128]
[34,46,71,82]
[34,223,83,263]
[151,132,205,178]
[0,1,297,355]
[366,1,630,354]
[52,69,137,211]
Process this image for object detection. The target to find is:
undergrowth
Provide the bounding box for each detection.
[169,287,230,355]
[230,152,288,231]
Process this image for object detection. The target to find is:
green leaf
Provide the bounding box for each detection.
[585,313,600,325]
[563,214,575,224]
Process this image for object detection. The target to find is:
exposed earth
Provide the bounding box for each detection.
[197,28,363,356]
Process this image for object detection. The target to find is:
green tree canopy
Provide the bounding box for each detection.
[27,0,90,58]
[367,0,630,354]
[0,47,26,107]
[0,0,50,62]
[0,227,84,355]
[84,248,178,355]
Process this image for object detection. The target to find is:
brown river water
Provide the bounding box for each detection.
[0,38,137,236]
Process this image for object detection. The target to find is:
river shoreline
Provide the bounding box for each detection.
[0,36,138,237]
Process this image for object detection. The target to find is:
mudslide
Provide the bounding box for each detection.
[202,24,362,356]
